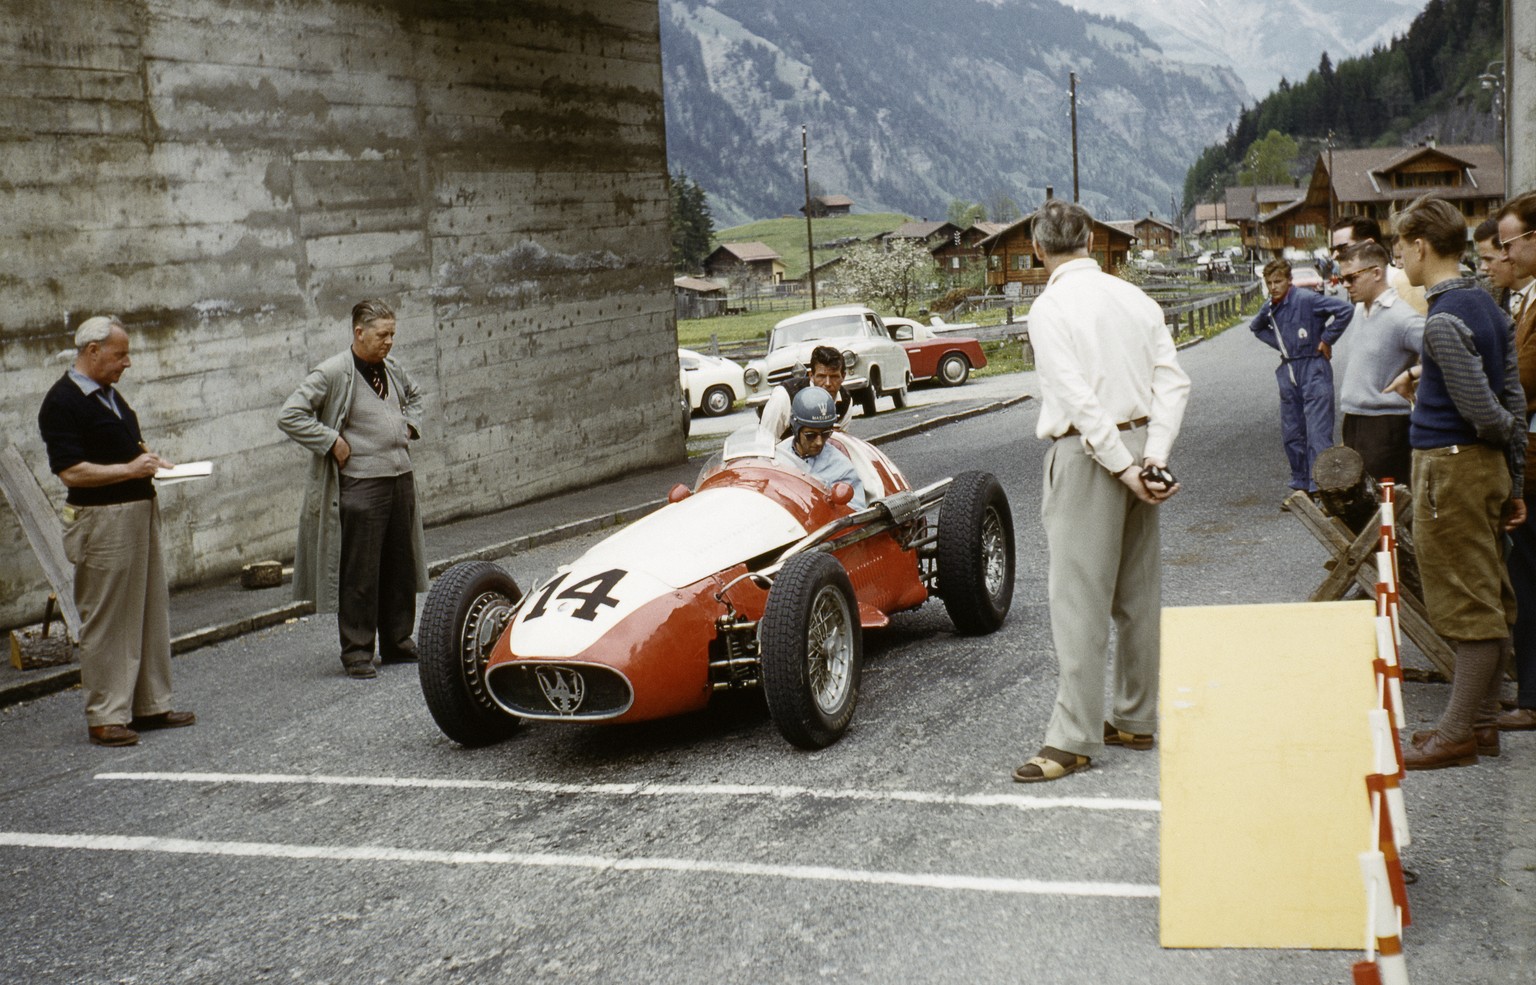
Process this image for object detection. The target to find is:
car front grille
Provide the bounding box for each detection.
[486,663,634,720]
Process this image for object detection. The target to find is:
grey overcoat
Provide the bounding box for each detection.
[276,350,429,612]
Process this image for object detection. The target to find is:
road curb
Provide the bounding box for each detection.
[0,392,1029,710]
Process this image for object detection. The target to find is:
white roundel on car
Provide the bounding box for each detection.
[578,486,805,588]
[503,487,806,659]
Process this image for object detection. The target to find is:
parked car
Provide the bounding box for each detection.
[417,427,1015,750]
[743,305,913,416]
[678,348,746,417]
[884,317,988,387]
[1290,265,1325,293]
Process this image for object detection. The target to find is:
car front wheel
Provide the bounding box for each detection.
[889,370,910,409]
[419,561,525,747]
[937,353,970,386]
[759,552,863,749]
[701,385,735,417]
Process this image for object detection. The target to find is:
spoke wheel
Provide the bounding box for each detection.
[760,552,863,748]
[936,471,1016,635]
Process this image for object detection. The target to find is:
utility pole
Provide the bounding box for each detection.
[1325,130,1335,239]
[1069,72,1080,203]
[1171,193,1183,258]
[801,125,818,310]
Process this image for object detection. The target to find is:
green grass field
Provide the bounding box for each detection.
[712,212,912,281]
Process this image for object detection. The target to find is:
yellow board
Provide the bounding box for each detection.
[1160,601,1378,949]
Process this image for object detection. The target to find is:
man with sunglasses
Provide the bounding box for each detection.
[1335,241,1424,484]
[1495,192,1536,732]
[1331,215,1428,315]
[774,386,866,509]
[1473,217,1533,318]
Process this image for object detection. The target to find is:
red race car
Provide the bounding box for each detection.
[418,428,1015,750]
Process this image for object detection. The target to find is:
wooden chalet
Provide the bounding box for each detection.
[1224,183,1307,255]
[930,221,1010,285]
[1223,143,1507,258]
[702,242,786,285]
[799,194,854,217]
[977,213,1135,293]
[1134,213,1181,251]
[1193,202,1235,235]
[673,276,727,319]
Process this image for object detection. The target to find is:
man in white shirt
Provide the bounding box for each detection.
[1012,200,1191,783]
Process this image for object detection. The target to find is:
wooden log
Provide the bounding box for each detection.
[0,444,81,640]
[9,595,75,670]
[1312,445,1379,531]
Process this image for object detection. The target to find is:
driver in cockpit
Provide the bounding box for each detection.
[774,387,866,509]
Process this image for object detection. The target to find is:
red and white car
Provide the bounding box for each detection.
[418,428,1015,750]
[884,317,989,387]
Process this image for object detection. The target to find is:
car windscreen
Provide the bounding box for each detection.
[771,313,865,349]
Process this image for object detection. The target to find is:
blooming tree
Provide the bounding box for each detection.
[831,239,936,316]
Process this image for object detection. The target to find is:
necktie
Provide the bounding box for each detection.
[366,365,386,398]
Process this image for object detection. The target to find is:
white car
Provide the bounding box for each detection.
[743,305,913,416]
[678,348,746,417]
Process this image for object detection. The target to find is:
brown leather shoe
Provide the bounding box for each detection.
[1497,706,1536,731]
[1474,726,1500,758]
[88,724,140,747]
[1404,729,1478,770]
[130,710,196,731]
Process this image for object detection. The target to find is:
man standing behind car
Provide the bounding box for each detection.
[278,300,429,680]
[1250,258,1354,496]
[1012,199,1190,784]
[758,345,854,441]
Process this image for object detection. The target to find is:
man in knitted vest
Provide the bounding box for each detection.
[1393,196,1526,769]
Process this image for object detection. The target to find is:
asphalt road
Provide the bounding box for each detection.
[1,326,1531,984]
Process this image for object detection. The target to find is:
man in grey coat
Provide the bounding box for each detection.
[278,299,429,679]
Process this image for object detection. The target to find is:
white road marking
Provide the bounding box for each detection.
[0,831,1159,899]
[96,770,1161,812]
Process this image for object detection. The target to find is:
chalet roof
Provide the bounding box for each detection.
[886,220,957,240]
[674,276,726,294]
[712,242,782,262]
[1105,220,1138,237]
[1323,143,1504,203]
[1257,198,1307,223]
[1194,203,1227,221]
[813,194,854,207]
[969,222,1010,237]
[1134,215,1180,234]
[974,212,1136,250]
[1225,184,1305,222]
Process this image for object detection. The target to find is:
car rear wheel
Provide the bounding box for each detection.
[937,353,970,387]
[936,471,1015,634]
[701,385,735,417]
[419,561,524,747]
[760,552,863,749]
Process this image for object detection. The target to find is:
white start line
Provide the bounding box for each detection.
[94,770,1163,813]
[0,770,1162,900]
[0,831,1159,900]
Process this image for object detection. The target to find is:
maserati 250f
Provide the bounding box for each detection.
[417,427,1015,750]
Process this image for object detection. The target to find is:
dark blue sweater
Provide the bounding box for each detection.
[37,373,155,506]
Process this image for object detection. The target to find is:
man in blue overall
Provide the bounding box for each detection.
[1250,258,1354,495]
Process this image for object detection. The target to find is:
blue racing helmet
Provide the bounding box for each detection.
[790,386,838,435]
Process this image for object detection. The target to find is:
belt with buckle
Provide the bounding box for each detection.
[1061,416,1149,439]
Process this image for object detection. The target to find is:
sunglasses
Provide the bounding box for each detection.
[1501,228,1536,251]
[1340,267,1381,286]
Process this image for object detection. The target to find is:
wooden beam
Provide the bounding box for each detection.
[0,444,80,640]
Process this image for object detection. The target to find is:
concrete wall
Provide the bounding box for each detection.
[0,0,681,629]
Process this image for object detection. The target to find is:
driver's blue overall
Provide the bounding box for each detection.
[1250,287,1355,491]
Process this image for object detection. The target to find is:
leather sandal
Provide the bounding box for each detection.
[1103,722,1154,750]
[1012,746,1091,783]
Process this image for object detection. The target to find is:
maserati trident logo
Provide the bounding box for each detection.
[535,666,586,714]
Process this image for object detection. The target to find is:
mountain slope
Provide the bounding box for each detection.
[1062,0,1426,99]
[661,0,1248,226]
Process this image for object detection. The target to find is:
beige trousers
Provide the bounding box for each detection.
[1040,429,1162,757]
[63,499,174,726]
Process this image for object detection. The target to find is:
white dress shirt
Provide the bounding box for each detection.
[1029,257,1191,474]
